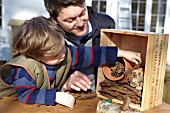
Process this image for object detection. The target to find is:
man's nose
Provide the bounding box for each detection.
[76,17,84,27]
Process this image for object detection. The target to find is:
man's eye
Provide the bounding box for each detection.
[80,12,85,17]
[66,18,75,23]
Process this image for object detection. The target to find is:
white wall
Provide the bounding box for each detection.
[0,0,49,60]
[106,0,118,28]
[164,0,170,65]
[85,0,92,6]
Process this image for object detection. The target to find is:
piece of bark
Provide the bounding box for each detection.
[100,80,142,97]
[108,85,137,96]
[100,80,118,87]
[122,84,142,97]
[70,91,96,100]
[99,87,141,104]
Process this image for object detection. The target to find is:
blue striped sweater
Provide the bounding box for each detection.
[4,45,118,105]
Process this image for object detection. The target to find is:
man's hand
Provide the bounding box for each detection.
[62,71,92,91]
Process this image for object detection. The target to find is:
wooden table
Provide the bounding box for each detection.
[0,97,170,113]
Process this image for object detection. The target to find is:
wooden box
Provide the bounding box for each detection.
[96,29,169,111]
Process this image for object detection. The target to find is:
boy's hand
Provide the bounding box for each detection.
[55,92,75,108]
[118,50,142,64]
[62,71,91,91]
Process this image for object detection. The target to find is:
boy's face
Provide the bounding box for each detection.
[56,4,89,37]
[41,47,66,65]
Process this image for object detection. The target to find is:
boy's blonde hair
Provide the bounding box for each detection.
[14,16,65,61]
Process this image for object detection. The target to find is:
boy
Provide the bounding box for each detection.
[0,16,141,108]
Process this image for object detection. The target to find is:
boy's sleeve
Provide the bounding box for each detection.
[68,45,118,69]
[93,46,118,66]
[5,67,57,105]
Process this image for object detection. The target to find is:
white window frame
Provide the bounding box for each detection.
[144,0,152,32]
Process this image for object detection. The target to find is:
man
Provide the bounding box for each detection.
[44,0,115,92]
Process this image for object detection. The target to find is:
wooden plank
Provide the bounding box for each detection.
[158,34,169,105]
[0,97,170,113]
[141,34,155,110]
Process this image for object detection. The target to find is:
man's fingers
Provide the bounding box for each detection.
[75,71,92,84]
[74,72,91,90]
[70,81,88,91]
[78,78,91,89]
[70,84,81,91]
[64,71,92,91]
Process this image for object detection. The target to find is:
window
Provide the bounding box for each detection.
[0,0,2,28]
[150,0,166,33]
[132,0,146,31]
[92,0,106,13]
[92,0,167,33]
[132,0,166,33]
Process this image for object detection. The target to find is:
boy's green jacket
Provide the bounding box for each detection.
[0,49,71,98]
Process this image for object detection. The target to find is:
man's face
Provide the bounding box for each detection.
[56,4,89,37]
